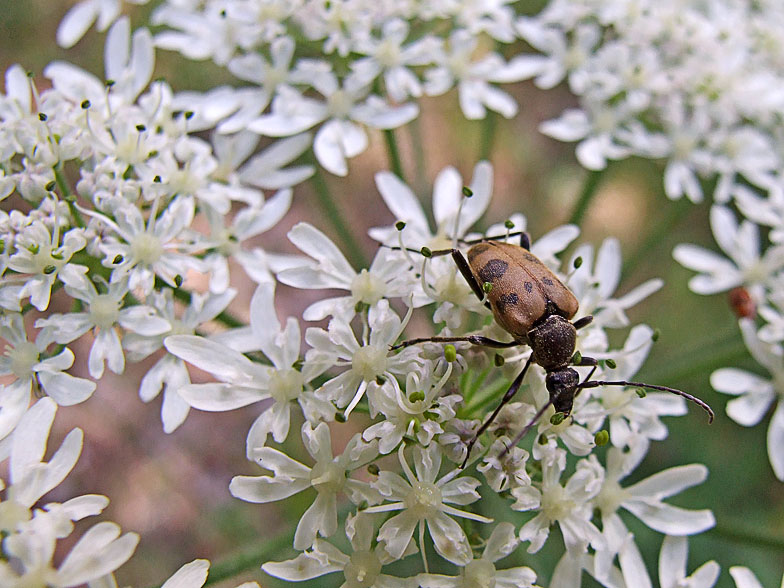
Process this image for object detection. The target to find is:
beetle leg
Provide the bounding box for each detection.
[573,315,594,330]
[573,355,598,367]
[462,355,534,468]
[499,397,554,460]
[449,248,488,305]
[390,335,518,351]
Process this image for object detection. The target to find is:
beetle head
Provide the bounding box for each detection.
[528,315,577,370]
[545,367,579,414]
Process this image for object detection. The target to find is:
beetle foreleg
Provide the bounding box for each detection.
[390,335,519,351]
[462,354,534,468]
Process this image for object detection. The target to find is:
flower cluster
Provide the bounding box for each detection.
[0,0,778,584]
[516,0,784,204]
[508,0,784,487]
[59,0,543,177]
[163,162,718,585]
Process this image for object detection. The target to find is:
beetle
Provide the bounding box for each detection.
[728,286,756,319]
[391,231,714,467]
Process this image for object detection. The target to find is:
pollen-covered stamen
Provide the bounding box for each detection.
[343,550,383,588]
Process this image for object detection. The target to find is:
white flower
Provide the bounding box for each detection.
[166,282,329,449]
[85,195,205,295]
[418,522,538,588]
[36,271,170,380]
[6,222,87,311]
[578,325,687,449]
[711,319,784,480]
[369,161,494,248]
[0,398,139,585]
[201,187,299,292]
[0,313,95,409]
[123,288,237,433]
[278,222,417,320]
[674,206,784,300]
[424,30,533,120]
[592,445,715,579]
[305,300,422,417]
[229,422,380,550]
[589,535,719,588]
[248,72,418,176]
[351,20,433,102]
[364,444,491,566]
[513,448,604,554]
[263,512,416,587]
[363,362,459,454]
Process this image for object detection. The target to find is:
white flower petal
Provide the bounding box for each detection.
[161,560,210,588]
[767,401,784,480]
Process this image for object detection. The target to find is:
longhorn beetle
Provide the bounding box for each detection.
[391,230,714,467]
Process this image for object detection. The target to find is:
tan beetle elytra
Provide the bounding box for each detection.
[392,231,714,467]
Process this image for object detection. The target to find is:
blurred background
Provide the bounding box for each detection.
[1,1,782,586]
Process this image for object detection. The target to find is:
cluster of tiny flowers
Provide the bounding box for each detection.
[508,0,784,490]
[0,15,315,434]
[0,397,260,587]
[163,161,719,586]
[0,0,771,584]
[0,12,319,581]
[59,0,546,177]
[517,0,784,204]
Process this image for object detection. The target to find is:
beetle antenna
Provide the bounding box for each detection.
[578,380,714,423]
[499,397,554,459]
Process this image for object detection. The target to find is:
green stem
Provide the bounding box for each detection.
[568,169,604,226]
[479,112,497,161]
[710,520,784,551]
[308,159,367,269]
[383,128,406,182]
[406,117,430,216]
[460,378,518,418]
[622,197,693,276]
[54,163,85,228]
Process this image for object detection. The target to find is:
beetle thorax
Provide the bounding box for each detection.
[528,315,577,370]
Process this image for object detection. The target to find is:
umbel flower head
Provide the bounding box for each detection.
[155,160,716,585]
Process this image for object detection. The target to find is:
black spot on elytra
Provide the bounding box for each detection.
[468,243,491,262]
[542,277,554,286]
[524,281,533,293]
[478,258,508,283]
[497,292,519,312]
[522,252,540,264]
